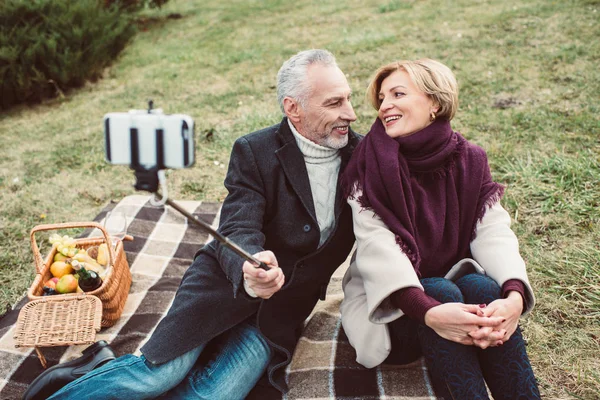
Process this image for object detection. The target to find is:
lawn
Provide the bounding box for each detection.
[1,0,599,397]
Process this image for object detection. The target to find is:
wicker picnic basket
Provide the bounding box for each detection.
[13,295,102,368]
[27,222,132,328]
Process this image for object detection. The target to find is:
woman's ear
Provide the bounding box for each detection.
[429,100,441,121]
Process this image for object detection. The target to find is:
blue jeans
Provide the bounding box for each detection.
[387,274,540,400]
[48,321,272,400]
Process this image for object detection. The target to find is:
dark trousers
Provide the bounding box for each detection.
[386,274,541,400]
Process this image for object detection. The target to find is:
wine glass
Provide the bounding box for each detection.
[103,209,128,250]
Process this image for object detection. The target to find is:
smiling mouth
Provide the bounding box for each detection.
[333,125,349,134]
[384,115,402,124]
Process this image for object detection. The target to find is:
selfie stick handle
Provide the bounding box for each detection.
[161,196,270,271]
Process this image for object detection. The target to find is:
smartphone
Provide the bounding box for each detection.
[104,111,195,169]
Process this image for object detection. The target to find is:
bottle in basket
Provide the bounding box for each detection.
[71,260,103,292]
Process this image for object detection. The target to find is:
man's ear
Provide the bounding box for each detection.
[283,97,301,124]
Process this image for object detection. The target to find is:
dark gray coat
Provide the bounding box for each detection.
[141,117,361,394]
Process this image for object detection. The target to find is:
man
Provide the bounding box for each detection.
[25,49,360,400]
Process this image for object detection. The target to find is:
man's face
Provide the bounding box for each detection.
[295,64,357,149]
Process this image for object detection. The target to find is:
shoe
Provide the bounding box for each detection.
[23,341,116,400]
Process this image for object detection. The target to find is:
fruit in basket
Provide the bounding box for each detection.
[56,274,78,294]
[53,253,68,262]
[44,277,59,289]
[86,246,99,260]
[73,252,103,269]
[97,243,109,266]
[49,234,78,257]
[50,261,74,278]
[49,234,75,245]
[87,262,105,275]
[59,246,77,258]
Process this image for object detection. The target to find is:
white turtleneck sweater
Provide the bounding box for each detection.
[288,119,341,247]
[243,121,343,298]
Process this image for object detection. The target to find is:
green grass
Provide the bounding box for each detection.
[1,0,599,396]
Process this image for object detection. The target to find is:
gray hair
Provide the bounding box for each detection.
[276,49,338,113]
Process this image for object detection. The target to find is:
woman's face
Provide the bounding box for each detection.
[377,70,438,138]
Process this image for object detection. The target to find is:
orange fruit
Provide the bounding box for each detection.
[50,261,73,278]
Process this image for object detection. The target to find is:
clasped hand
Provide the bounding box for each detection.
[424,291,523,349]
[242,251,285,299]
[469,291,524,349]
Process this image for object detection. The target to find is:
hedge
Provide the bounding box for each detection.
[0,0,137,110]
[103,0,170,12]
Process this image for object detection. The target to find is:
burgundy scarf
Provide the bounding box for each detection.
[342,118,504,278]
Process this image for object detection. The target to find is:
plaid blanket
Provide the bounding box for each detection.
[0,195,436,400]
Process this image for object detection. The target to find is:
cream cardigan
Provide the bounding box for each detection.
[340,195,536,368]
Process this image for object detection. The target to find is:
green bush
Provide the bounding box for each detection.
[0,0,137,110]
[102,0,170,12]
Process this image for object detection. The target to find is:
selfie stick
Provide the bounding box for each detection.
[118,101,269,271]
[158,193,270,271]
[132,168,269,271]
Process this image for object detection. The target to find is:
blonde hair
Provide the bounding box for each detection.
[366,58,459,120]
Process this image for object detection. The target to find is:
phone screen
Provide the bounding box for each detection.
[104,112,194,169]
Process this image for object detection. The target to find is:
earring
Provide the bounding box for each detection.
[430,111,436,121]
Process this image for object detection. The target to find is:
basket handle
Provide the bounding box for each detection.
[30,222,115,275]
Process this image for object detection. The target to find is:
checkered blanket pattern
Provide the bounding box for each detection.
[0,195,436,399]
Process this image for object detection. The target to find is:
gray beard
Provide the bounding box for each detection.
[306,129,348,149]
[321,133,348,149]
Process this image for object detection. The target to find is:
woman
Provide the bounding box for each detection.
[340,59,540,399]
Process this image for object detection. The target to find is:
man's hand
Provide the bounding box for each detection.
[471,291,523,344]
[242,251,284,299]
[423,303,504,346]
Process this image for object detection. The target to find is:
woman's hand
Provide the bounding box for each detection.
[424,303,504,345]
[475,291,524,343]
[468,323,506,349]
